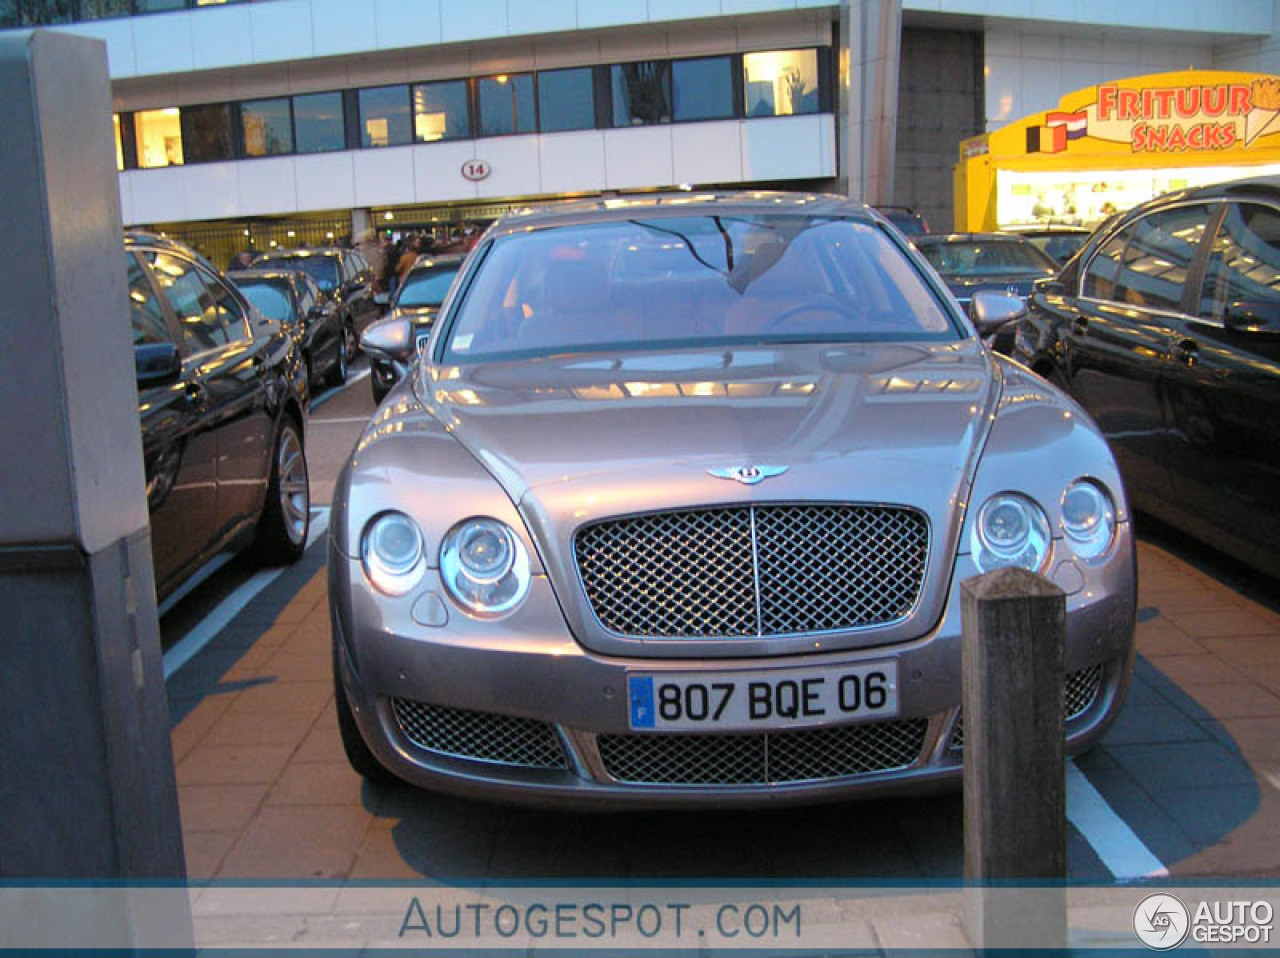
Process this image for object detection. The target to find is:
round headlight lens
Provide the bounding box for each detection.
[441,518,530,617]
[972,493,1051,573]
[1061,479,1116,560]
[361,512,426,596]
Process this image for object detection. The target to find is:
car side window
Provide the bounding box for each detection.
[1082,226,1134,301]
[144,250,231,354]
[340,255,357,285]
[1198,202,1280,320]
[128,253,174,347]
[199,270,251,342]
[296,278,315,314]
[1110,204,1213,312]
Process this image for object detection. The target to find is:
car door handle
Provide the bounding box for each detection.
[183,381,206,404]
[1072,316,1089,336]
[1173,339,1198,366]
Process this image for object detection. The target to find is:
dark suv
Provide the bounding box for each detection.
[252,247,378,366]
[128,232,310,603]
[1015,177,1280,577]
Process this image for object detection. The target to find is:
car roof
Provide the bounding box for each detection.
[228,268,304,283]
[915,232,1026,244]
[255,247,344,259]
[411,253,465,269]
[485,190,875,238]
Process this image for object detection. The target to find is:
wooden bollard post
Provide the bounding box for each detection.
[961,566,1066,952]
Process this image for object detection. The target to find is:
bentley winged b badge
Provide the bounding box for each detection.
[707,465,789,485]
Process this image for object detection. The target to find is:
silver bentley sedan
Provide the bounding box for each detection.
[329,192,1136,807]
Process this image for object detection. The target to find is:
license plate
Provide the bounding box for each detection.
[627,662,898,732]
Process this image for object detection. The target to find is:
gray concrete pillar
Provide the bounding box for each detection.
[838,0,902,206]
[0,30,185,879]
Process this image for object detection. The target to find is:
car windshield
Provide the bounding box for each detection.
[396,265,459,308]
[256,254,340,291]
[236,279,293,321]
[919,239,1058,277]
[441,215,958,362]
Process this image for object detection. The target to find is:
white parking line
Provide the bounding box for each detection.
[310,367,370,411]
[1066,759,1168,880]
[162,507,330,680]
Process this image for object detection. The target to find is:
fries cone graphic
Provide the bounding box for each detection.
[1247,78,1280,145]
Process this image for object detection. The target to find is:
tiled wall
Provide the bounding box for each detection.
[118,114,836,225]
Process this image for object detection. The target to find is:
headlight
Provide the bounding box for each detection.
[1060,479,1116,561]
[361,512,426,596]
[440,518,531,617]
[971,493,1051,573]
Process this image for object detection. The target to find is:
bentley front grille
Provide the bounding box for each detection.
[948,663,1106,750]
[597,718,929,786]
[391,698,568,769]
[574,504,929,638]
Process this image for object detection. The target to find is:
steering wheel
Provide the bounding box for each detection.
[762,297,864,334]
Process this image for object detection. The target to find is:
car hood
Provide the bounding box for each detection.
[416,341,1000,652]
[420,341,997,500]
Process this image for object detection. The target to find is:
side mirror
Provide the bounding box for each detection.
[970,289,1028,338]
[306,305,328,322]
[360,315,415,363]
[1223,301,1280,336]
[135,342,182,387]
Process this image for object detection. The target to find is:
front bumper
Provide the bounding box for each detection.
[330,527,1136,809]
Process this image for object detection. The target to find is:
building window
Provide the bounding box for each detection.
[413,80,470,142]
[78,0,132,19]
[743,49,819,117]
[359,85,411,148]
[134,0,186,10]
[293,91,344,154]
[113,114,124,170]
[242,97,293,157]
[476,73,535,137]
[135,107,183,168]
[537,67,594,133]
[672,56,734,122]
[612,62,671,127]
[180,103,233,163]
[7,0,74,24]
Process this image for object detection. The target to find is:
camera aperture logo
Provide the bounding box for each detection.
[1134,894,1189,950]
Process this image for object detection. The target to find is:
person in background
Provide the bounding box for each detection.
[229,250,255,270]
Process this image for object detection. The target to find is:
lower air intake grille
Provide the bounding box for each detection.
[391,698,568,769]
[597,719,928,786]
[949,663,1106,750]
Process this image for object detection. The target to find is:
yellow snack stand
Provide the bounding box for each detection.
[955,70,1280,231]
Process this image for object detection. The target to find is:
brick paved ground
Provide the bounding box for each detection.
[168,535,1280,881]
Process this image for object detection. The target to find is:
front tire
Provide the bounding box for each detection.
[324,334,348,387]
[252,419,310,565]
[341,319,358,363]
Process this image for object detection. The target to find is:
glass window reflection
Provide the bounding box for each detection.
[478,73,535,136]
[413,80,470,142]
[181,103,233,163]
[293,91,345,154]
[1200,203,1280,319]
[672,57,733,122]
[359,85,411,148]
[537,67,594,133]
[743,49,819,117]
[242,97,293,156]
[612,62,671,127]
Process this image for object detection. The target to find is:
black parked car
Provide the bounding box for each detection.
[251,248,378,365]
[1015,176,1280,578]
[128,232,310,603]
[368,254,463,404]
[874,205,930,235]
[230,267,346,393]
[915,232,1059,311]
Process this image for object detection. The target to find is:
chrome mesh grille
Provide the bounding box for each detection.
[574,504,929,638]
[597,719,928,785]
[948,663,1106,750]
[391,698,567,769]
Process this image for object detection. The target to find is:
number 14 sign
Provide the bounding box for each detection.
[461,159,491,181]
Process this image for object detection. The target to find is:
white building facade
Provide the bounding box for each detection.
[12,0,1278,256]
